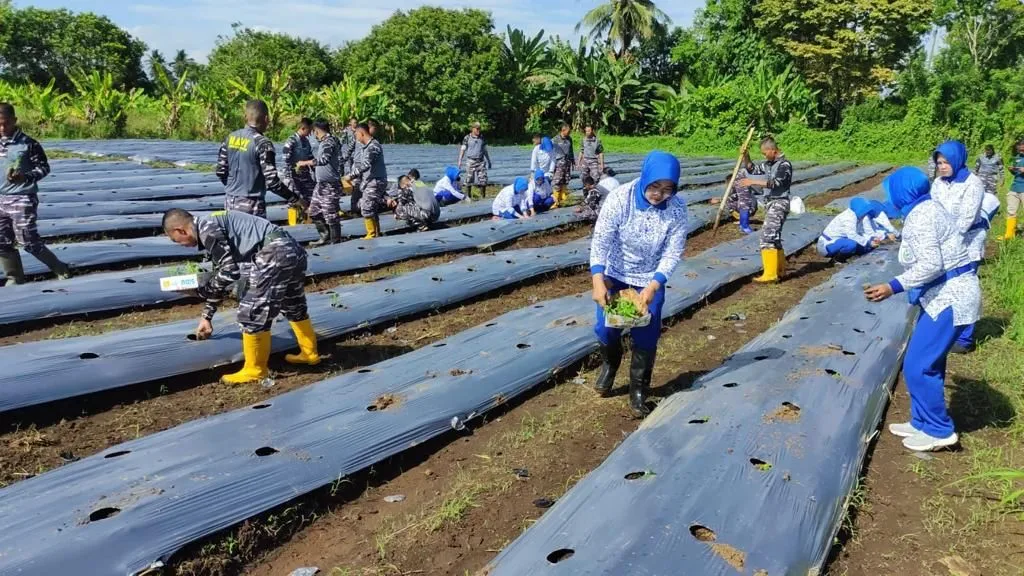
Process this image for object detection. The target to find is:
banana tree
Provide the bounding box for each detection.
[69,71,143,136]
[17,79,69,131]
[226,69,291,131]
[318,77,383,128]
[0,80,16,105]
[191,81,233,139]
[153,66,190,135]
[281,91,325,125]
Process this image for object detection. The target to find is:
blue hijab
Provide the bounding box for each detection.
[634,151,681,211]
[540,137,553,153]
[849,198,872,219]
[445,166,461,183]
[934,140,971,184]
[533,168,546,182]
[513,177,528,194]
[884,166,931,219]
[866,201,887,218]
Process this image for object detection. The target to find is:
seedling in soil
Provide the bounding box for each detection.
[605,295,642,319]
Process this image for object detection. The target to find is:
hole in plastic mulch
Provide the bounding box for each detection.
[42,289,55,293]
[781,334,792,339]
[782,401,801,412]
[254,446,279,457]
[357,246,365,250]
[79,352,99,360]
[864,310,876,316]
[842,350,856,356]
[485,323,497,327]
[358,368,373,374]
[505,260,514,264]
[185,334,199,341]
[546,549,575,564]
[122,278,136,284]
[624,471,651,480]
[853,328,865,334]
[754,355,769,361]
[88,507,121,523]
[688,417,709,424]
[431,277,442,282]
[432,342,447,348]
[750,457,772,471]
[825,369,840,377]
[251,404,271,410]
[534,305,544,309]
[516,343,531,349]
[689,524,716,542]
[103,450,131,459]
[722,382,738,388]
[466,267,476,272]
[799,316,810,320]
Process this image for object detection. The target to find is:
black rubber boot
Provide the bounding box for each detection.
[0,249,26,285]
[31,246,71,279]
[309,218,330,248]
[628,347,656,418]
[328,222,343,244]
[593,339,623,397]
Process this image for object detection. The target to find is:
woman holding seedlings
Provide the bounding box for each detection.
[864,167,980,452]
[590,151,688,417]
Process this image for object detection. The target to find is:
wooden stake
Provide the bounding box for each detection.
[713,126,757,235]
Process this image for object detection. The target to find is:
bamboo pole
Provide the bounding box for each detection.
[712,126,757,235]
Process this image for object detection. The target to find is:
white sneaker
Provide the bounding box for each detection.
[902,431,959,452]
[888,422,919,438]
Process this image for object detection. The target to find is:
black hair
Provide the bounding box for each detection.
[984,143,994,152]
[245,100,269,119]
[602,166,616,177]
[313,119,331,132]
[760,136,778,149]
[582,175,596,186]
[407,168,420,179]
[532,133,542,140]
[356,122,370,133]
[560,122,570,130]
[0,102,15,117]
[298,117,313,128]
[162,208,194,231]
[348,117,358,123]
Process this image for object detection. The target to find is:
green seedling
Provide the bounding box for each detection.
[605,296,642,319]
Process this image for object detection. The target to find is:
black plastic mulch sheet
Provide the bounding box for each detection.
[0,214,828,576]
[0,206,617,328]
[482,247,914,576]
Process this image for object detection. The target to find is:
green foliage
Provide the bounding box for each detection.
[605,297,642,319]
[153,67,190,134]
[15,78,68,130]
[576,0,673,58]
[0,4,147,91]
[207,24,336,93]
[69,71,143,137]
[225,69,291,132]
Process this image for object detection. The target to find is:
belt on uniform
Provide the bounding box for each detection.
[907,263,975,305]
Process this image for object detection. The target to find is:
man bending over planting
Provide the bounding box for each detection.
[0,102,71,283]
[163,208,320,385]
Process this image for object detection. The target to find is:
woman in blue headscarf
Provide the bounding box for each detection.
[590,151,689,417]
[433,166,465,206]
[815,197,881,259]
[866,200,900,241]
[491,177,530,220]
[864,167,980,452]
[931,140,984,244]
[525,168,554,216]
[531,136,556,177]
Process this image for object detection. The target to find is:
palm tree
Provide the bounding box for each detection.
[147,50,170,84]
[171,50,197,83]
[576,0,672,59]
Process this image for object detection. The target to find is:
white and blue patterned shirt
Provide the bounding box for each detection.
[965,192,1001,263]
[492,184,524,216]
[892,200,980,326]
[869,212,899,240]
[590,179,689,287]
[816,209,875,255]
[433,176,464,201]
[930,173,984,242]
[530,146,555,176]
[524,178,553,211]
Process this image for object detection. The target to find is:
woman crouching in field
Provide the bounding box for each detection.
[589,151,688,417]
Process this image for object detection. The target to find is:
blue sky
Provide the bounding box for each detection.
[14,0,703,62]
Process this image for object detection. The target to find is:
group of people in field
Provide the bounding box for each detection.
[3,94,1021,453]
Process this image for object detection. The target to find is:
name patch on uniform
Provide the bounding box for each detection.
[228,136,251,152]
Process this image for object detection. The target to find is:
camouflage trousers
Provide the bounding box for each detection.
[224,195,267,219]
[725,187,758,217]
[395,202,434,230]
[978,173,1000,196]
[359,178,388,218]
[581,158,602,183]
[0,194,45,254]
[286,173,316,204]
[579,187,604,220]
[760,197,790,250]
[309,181,343,225]
[463,158,488,189]
[348,176,362,215]
[237,235,309,334]
[553,158,573,187]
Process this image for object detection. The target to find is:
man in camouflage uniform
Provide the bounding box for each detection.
[345,123,388,239]
[300,120,343,247]
[552,122,574,208]
[163,208,320,385]
[576,175,602,221]
[457,122,492,199]
[339,117,358,178]
[974,144,1004,196]
[215,100,306,219]
[739,137,793,283]
[388,175,440,232]
[577,124,605,184]
[723,167,757,234]
[0,102,71,284]
[281,117,315,225]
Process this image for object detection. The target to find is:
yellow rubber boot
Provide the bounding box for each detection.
[221,331,271,385]
[362,217,379,239]
[1004,216,1017,240]
[288,207,301,226]
[284,318,320,365]
[753,249,779,283]
[776,248,786,279]
[730,211,740,220]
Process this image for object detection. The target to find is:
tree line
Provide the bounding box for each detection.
[0,0,1021,157]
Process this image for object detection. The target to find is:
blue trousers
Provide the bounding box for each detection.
[532,193,554,213]
[825,238,871,258]
[496,208,521,220]
[904,307,967,438]
[435,190,462,206]
[956,261,982,348]
[594,277,666,351]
